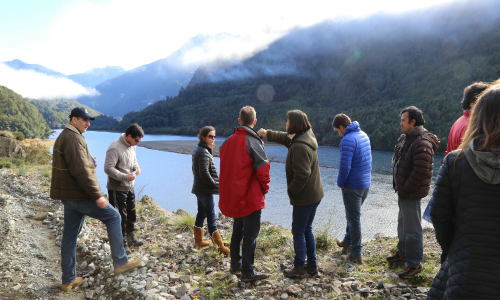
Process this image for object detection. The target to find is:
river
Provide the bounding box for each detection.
[49,129,442,240]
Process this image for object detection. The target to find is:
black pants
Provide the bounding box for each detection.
[108,190,136,236]
[230,209,261,276]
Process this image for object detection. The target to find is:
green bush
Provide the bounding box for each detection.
[0,157,12,169]
[10,158,25,166]
[13,131,25,141]
[23,143,51,165]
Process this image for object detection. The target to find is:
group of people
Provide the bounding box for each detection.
[52,77,500,298]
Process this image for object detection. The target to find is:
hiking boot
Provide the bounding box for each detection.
[230,267,241,277]
[61,277,83,291]
[398,264,423,278]
[127,233,144,247]
[114,260,141,275]
[306,264,318,276]
[283,266,308,278]
[386,250,407,263]
[341,254,363,264]
[336,238,350,254]
[241,272,269,282]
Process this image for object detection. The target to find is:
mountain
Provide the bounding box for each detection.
[67,66,126,88]
[2,59,66,77]
[76,33,235,117]
[0,85,51,138]
[107,0,500,151]
[25,98,103,129]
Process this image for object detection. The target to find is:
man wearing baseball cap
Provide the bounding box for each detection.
[51,107,140,291]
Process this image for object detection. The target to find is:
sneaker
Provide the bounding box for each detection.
[61,277,83,291]
[114,260,141,275]
[240,272,269,282]
[306,264,318,276]
[398,264,423,278]
[283,266,308,278]
[386,250,407,263]
[230,267,241,276]
[336,239,350,254]
[341,254,363,264]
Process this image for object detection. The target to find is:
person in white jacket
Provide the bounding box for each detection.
[104,123,144,247]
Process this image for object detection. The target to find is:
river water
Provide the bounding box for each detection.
[49,129,442,240]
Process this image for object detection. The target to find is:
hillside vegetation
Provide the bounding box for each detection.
[0,86,51,139]
[108,0,500,151]
[26,98,102,129]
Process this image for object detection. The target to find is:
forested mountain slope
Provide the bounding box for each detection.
[0,86,51,138]
[108,0,500,151]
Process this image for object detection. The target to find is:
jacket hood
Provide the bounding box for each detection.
[65,124,81,135]
[464,139,500,184]
[293,129,318,150]
[411,126,440,152]
[344,121,361,135]
[235,125,263,141]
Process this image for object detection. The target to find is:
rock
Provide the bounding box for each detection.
[180,296,191,300]
[205,267,213,274]
[180,275,191,283]
[286,285,302,295]
[280,293,289,300]
[351,282,358,292]
[397,282,407,288]
[117,274,125,282]
[360,287,370,293]
[175,285,187,298]
[11,284,21,291]
[175,209,188,216]
[417,287,428,294]
[86,290,95,299]
[154,249,167,257]
[377,279,384,289]
[88,262,96,272]
[140,256,149,267]
[169,272,180,282]
[146,280,158,290]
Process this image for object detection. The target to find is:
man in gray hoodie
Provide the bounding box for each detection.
[104,123,144,247]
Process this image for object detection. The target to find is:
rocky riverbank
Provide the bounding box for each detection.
[0,167,443,300]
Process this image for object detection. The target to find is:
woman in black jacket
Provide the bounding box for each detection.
[191,126,229,255]
[427,86,500,299]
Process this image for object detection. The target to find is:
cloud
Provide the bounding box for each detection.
[0,63,99,99]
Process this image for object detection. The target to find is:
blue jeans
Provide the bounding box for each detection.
[195,194,217,235]
[292,201,321,267]
[61,200,128,284]
[230,209,261,276]
[397,197,423,267]
[342,187,369,258]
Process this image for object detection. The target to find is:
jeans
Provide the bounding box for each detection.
[342,187,369,258]
[108,189,137,235]
[61,200,128,284]
[292,201,321,267]
[230,209,261,276]
[397,197,423,267]
[194,194,218,235]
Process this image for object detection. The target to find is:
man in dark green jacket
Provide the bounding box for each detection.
[51,107,140,292]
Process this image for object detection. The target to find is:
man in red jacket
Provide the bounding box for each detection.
[444,82,489,158]
[219,106,271,282]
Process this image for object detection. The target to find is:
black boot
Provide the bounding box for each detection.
[306,264,318,276]
[127,232,144,247]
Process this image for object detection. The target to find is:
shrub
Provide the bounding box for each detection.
[13,131,25,141]
[0,157,12,169]
[10,158,25,166]
[257,226,291,250]
[23,142,51,165]
[172,212,195,232]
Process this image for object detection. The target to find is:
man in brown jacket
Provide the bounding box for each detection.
[104,123,144,247]
[387,106,440,279]
[51,107,140,291]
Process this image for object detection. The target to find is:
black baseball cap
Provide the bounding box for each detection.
[69,107,95,120]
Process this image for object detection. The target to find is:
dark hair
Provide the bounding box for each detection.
[239,106,256,126]
[287,110,312,135]
[198,126,215,142]
[332,113,351,129]
[460,86,500,153]
[461,82,490,110]
[125,123,144,138]
[400,106,425,126]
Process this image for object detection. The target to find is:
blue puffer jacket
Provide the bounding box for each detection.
[337,121,372,189]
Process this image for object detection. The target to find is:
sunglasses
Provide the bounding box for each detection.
[134,139,141,143]
[207,135,216,139]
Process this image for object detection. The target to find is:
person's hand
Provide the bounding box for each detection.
[95,197,108,209]
[258,128,267,137]
[134,167,141,176]
[127,173,136,181]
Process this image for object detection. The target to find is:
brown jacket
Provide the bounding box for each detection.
[393,125,440,199]
[50,124,103,201]
[104,134,139,191]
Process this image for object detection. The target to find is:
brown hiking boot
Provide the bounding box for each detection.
[336,238,350,254]
[61,277,83,291]
[114,260,141,275]
[386,250,407,263]
[341,254,363,264]
[398,264,423,278]
[194,226,211,248]
[211,230,230,256]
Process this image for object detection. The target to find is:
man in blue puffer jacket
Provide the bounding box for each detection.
[332,114,372,264]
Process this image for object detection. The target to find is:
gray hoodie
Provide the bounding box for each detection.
[464,139,500,184]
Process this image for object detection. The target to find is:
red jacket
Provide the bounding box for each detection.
[219,126,270,218]
[444,110,470,157]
